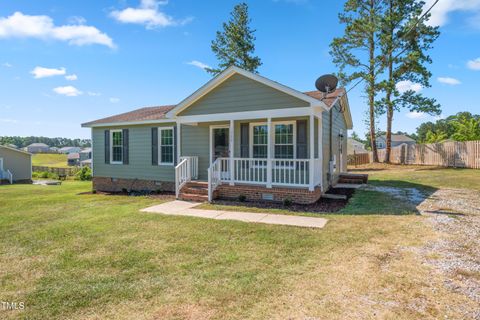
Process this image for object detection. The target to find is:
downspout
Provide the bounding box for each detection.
[327,95,343,187]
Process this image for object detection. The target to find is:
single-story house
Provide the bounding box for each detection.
[5,143,18,149]
[50,147,59,153]
[376,134,416,149]
[347,138,368,155]
[79,148,92,162]
[59,146,82,154]
[67,153,80,166]
[82,66,352,204]
[25,143,50,153]
[0,145,32,184]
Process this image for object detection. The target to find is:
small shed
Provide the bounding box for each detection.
[0,145,32,183]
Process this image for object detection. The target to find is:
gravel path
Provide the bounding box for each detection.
[417,189,480,319]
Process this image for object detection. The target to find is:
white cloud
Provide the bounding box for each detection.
[2,62,12,67]
[396,80,422,94]
[31,66,66,79]
[109,97,120,103]
[0,12,115,48]
[186,60,210,70]
[0,118,18,123]
[53,86,82,97]
[424,0,480,27]
[406,111,426,119]
[467,57,480,70]
[65,74,78,81]
[110,0,191,29]
[437,77,461,85]
[87,91,101,96]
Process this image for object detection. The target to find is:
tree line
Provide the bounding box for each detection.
[0,136,91,148]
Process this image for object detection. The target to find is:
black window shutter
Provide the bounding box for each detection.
[151,127,158,165]
[173,125,178,166]
[240,123,249,158]
[122,129,129,164]
[104,130,110,164]
[297,120,308,159]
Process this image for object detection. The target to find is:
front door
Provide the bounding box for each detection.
[211,127,230,179]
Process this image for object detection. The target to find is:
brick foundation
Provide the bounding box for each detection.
[216,184,322,204]
[93,177,174,193]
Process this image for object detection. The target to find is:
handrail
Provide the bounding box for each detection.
[179,156,199,180]
[7,170,12,184]
[175,158,189,198]
[207,159,222,202]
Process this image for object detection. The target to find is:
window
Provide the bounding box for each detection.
[274,123,294,159]
[252,124,268,158]
[111,130,123,164]
[159,128,174,165]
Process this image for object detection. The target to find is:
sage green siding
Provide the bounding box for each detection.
[322,102,348,188]
[92,123,176,181]
[0,147,31,181]
[178,74,309,116]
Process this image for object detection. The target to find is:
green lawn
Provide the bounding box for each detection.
[32,153,69,168]
[1,168,477,319]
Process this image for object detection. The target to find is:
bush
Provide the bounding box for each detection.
[75,167,92,181]
[238,194,247,202]
[32,171,59,180]
[283,198,293,207]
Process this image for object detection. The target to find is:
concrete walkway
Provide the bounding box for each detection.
[141,200,328,229]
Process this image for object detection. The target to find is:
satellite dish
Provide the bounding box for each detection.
[315,74,338,93]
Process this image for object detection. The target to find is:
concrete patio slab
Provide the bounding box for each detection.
[141,201,328,229]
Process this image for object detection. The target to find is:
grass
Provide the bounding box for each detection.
[32,153,69,168]
[1,167,478,319]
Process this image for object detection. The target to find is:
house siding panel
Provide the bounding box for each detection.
[0,148,31,181]
[92,123,176,183]
[178,74,309,116]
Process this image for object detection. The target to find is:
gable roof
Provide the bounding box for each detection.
[0,145,32,156]
[82,105,175,127]
[379,134,415,142]
[166,66,328,118]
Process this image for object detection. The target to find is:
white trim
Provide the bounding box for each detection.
[318,113,323,191]
[309,113,315,191]
[177,106,313,124]
[229,120,234,186]
[158,127,175,166]
[248,120,297,160]
[176,124,181,164]
[209,124,230,165]
[166,66,327,118]
[110,129,123,165]
[82,119,175,128]
[249,122,267,158]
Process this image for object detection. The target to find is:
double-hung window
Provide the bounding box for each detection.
[251,124,268,158]
[111,130,123,164]
[274,123,295,159]
[159,127,174,165]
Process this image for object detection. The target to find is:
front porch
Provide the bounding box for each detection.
[175,110,327,202]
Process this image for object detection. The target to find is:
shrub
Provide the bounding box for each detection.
[283,198,293,207]
[238,194,247,202]
[75,167,92,181]
[32,171,59,180]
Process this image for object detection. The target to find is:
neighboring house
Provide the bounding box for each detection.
[80,158,92,168]
[376,134,416,149]
[79,148,92,162]
[82,66,353,204]
[0,145,32,183]
[59,146,82,154]
[5,144,18,149]
[50,147,59,153]
[67,153,80,166]
[347,138,368,155]
[25,143,50,153]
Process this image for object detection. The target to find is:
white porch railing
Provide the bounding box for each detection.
[0,170,13,184]
[207,158,222,202]
[175,156,198,198]
[207,157,323,201]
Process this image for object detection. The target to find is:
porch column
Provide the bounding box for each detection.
[318,113,323,191]
[229,119,235,186]
[267,117,273,188]
[309,113,315,191]
[177,124,181,163]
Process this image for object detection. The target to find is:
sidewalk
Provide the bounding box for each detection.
[141,200,328,228]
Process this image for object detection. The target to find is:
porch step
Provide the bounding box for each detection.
[178,193,209,202]
[182,185,208,196]
[338,173,368,184]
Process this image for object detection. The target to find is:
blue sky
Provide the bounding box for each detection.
[0,0,479,139]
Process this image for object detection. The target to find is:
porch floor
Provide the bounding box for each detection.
[141,200,328,228]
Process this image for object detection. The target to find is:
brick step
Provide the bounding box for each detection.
[339,173,368,184]
[181,186,208,195]
[338,178,365,184]
[178,193,209,202]
[185,181,208,188]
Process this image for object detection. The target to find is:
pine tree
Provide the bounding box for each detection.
[207,3,262,75]
[378,0,440,162]
[330,0,384,162]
